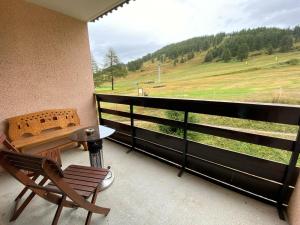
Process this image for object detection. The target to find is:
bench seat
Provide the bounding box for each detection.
[12,126,83,149]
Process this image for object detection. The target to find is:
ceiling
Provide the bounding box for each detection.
[26,0,131,22]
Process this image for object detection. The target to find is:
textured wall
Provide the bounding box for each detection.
[288,175,300,225]
[0,0,97,135]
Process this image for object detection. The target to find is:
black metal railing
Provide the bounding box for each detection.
[95,93,300,219]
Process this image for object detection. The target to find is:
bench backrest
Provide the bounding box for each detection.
[8,109,80,141]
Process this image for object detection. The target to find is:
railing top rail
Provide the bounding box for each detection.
[95,94,300,125]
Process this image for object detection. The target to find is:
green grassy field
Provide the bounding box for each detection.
[95,50,300,165]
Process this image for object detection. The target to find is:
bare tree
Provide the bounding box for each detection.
[104,48,119,90]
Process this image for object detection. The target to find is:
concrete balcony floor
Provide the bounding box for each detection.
[0,140,288,225]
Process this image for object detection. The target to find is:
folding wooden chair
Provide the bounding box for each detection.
[0,133,62,221]
[0,150,110,225]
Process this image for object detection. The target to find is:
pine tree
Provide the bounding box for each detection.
[237,43,249,61]
[266,44,274,55]
[280,35,293,52]
[204,51,213,62]
[222,48,231,62]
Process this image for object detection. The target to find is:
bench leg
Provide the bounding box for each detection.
[81,142,88,151]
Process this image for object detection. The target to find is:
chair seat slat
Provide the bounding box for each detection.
[63,178,99,188]
[65,167,108,176]
[64,174,102,183]
[65,168,107,177]
[69,165,109,173]
[63,170,106,179]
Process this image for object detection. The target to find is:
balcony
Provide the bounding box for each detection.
[0,141,289,225]
[95,94,300,220]
[1,1,300,224]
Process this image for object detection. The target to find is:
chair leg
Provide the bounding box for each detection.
[52,195,66,225]
[10,176,47,222]
[85,188,102,225]
[14,174,39,202]
[10,192,35,222]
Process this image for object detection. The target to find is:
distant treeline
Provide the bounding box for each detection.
[127,26,300,71]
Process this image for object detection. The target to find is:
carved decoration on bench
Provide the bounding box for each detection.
[8,109,80,141]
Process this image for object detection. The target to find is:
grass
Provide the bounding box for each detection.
[96,49,300,165]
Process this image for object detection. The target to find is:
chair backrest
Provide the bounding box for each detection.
[0,150,87,207]
[8,109,80,141]
[0,150,63,178]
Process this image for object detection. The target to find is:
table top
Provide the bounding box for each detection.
[69,125,115,142]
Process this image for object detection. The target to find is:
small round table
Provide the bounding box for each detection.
[69,125,116,190]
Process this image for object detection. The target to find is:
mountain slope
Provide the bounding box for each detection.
[96,48,300,104]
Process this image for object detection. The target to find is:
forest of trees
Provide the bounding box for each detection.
[126,26,300,71]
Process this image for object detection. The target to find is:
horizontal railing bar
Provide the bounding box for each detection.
[96,94,300,125]
[135,127,184,151]
[101,109,294,151]
[188,141,299,185]
[186,153,283,185]
[188,123,295,151]
[101,119,131,134]
[186,156,292,203]
[107,135,182,169]
[134,135,183,154]
[100,108,131,118]
[135,139,183,165]
[133,113,185,128]
[133,112,294,151]
[102,118,184,151]
[101,108,185,128]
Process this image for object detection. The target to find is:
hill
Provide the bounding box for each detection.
[96,48,300,104]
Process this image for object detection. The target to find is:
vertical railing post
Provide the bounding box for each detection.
[96,95,103,125]
[127,103,135,153]
[178,111,189,177]
[277,118,300,220]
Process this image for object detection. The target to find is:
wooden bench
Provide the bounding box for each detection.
[7,109,86,152]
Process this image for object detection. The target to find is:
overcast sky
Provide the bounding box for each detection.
[88,0,300,66]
